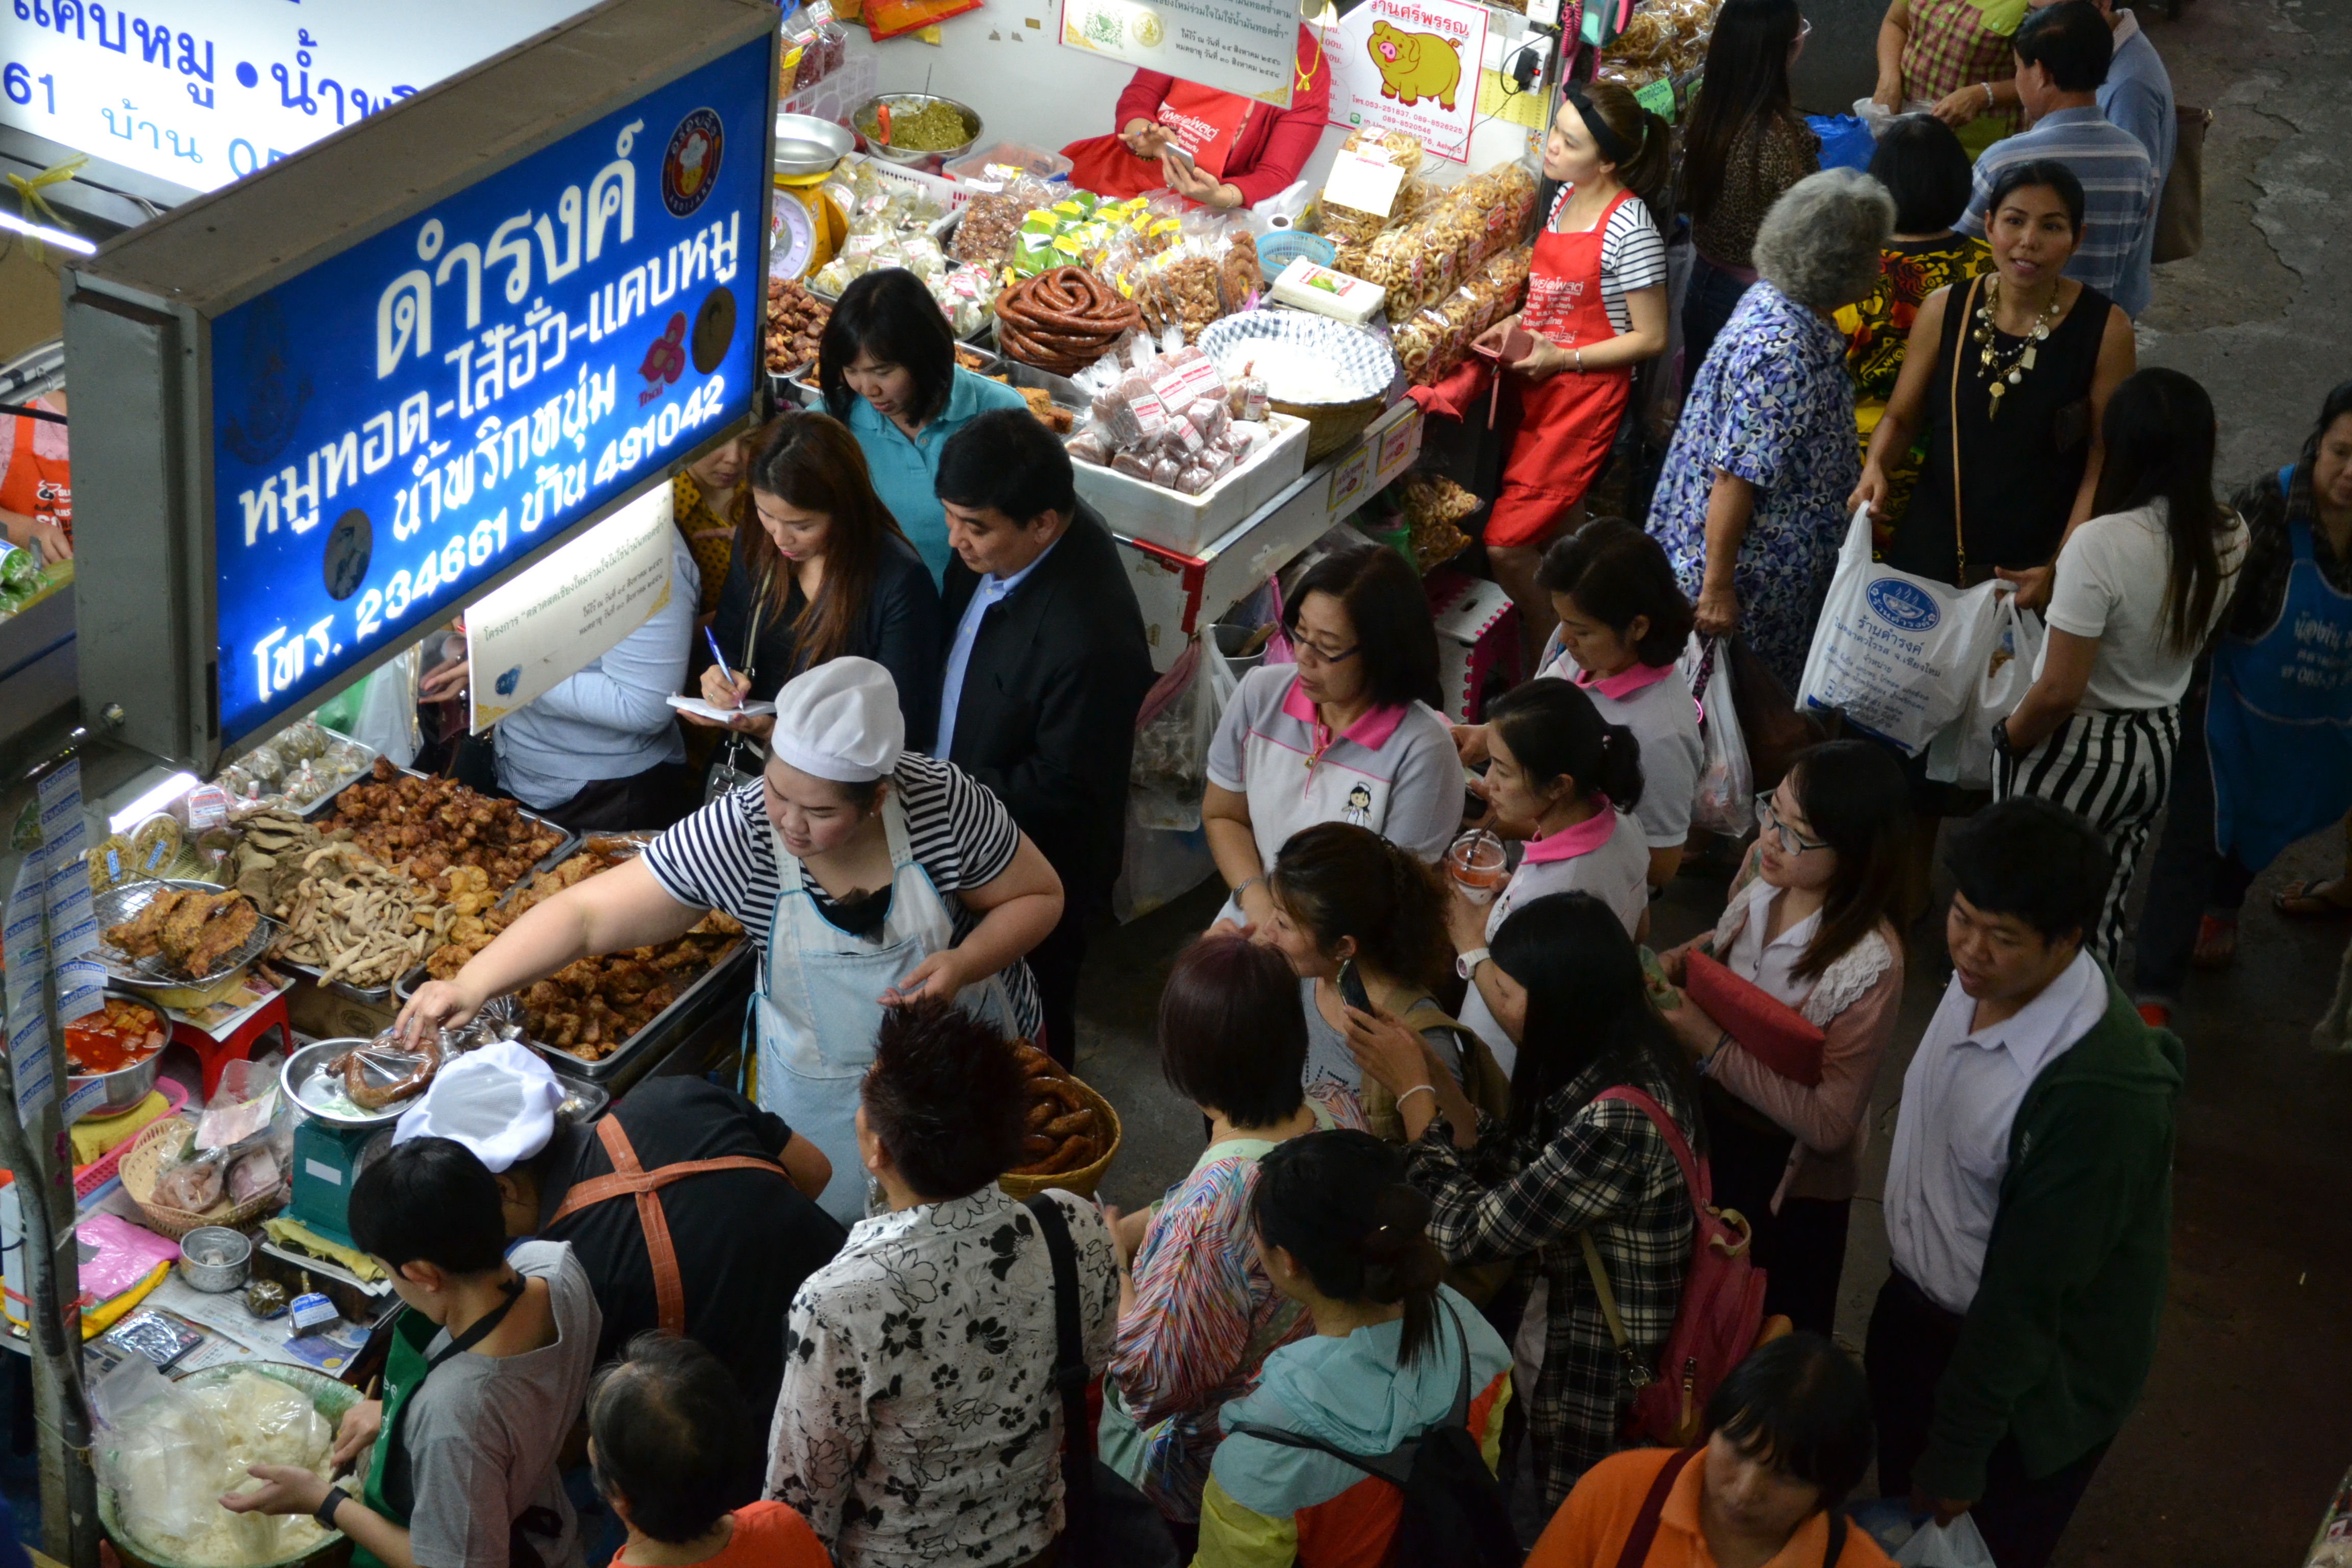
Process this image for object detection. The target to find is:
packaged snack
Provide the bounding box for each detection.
[1066,431,1110,465]
[1113,450,1155,480]
[1152,456,1183,489]
[1174,463,1214,496]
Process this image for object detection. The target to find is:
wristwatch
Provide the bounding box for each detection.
[1981,81,1995,110]
[314,1490,347,1534]
[1456,947,1491,981]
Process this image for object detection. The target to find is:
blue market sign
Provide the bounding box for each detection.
[207,32,765,742]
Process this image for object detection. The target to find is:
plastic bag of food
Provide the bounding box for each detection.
[1174,462,1214,496]
[1112,450,1154,480]
[1147,343,1229,416]
[93,1357,236,1553]
[1066,431,1110,465]
[1187,397,1230,443]
[149,1126,229,1213]
[327,1030,444,1113]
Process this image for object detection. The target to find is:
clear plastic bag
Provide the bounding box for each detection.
[326,1031,445,1112]
[1682,634,1755,837]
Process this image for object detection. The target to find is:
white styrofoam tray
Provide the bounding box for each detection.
[1076,412,1312,559]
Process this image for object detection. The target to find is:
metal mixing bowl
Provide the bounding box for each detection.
[851,93,983,168]
[179,1226,252,1292]
[774,112,853,177]
[67,993,170,1118]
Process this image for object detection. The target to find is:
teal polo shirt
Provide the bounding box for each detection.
[845,364,1031,585]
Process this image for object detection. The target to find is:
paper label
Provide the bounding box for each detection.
[289,1291,340,1333]
[1151,356,1224,412]
[1321,150,1410,219]
[1635,78,1677,122]
[304,1158,344,1186]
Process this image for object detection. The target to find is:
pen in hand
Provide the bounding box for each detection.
[703,627,740,709]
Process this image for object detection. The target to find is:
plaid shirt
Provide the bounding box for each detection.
[1407,1065,1696,1511]
[1901,0,2019,131]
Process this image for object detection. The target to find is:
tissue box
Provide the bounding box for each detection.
[1269,257,1387,327]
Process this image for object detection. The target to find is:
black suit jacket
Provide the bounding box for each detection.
[940,500,1154,901]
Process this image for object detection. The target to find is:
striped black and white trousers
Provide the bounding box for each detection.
[1995,704,2183,968]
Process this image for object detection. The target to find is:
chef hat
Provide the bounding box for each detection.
[769,656,904,783]
[393,1040,566,1173]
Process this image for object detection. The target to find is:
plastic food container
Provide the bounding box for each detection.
[178,1226,252,1292]
[943,141,1073,186]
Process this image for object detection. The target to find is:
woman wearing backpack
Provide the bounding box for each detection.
[1346,892,1701,1514]
[1194,1130,1514,1567]
[1244,823,1508,1134]
[1656,741,1910,1337]
[1525,1332,1893,1567]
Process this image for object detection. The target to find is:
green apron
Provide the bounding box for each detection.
[353,1280,524,1568]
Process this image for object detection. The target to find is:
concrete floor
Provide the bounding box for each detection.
[1069,3,2352,1559]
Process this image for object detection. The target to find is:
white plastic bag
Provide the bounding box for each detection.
[347,643,422,768]
[1797,505,2005,755]
[1680,634,1754,836]
[1892,1515,1997,1568]
[1926,587,2044,789]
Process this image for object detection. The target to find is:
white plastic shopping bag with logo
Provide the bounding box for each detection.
[1926,586,2044,789]
[1891,1514,1997,1568]
[1797,505,2004,755]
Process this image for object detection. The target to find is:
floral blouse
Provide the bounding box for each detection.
[765,1185,1118,1568]
[1647,280,1860,694]
[1104,1085,1365,1523]
[670,468,737,619]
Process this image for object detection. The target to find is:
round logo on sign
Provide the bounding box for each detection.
[662,108,725,218]
[1865,578,1941,632]
[323,509,372,602]
[1133,9,1164,46]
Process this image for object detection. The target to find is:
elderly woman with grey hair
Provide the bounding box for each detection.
[1647,167,1897,692]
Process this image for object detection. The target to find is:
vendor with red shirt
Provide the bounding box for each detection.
[1061,24,1332,211]
[0,389,69,562]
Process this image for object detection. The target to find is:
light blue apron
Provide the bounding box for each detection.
[2209,464,2352,869]
[748,796,1012,1224]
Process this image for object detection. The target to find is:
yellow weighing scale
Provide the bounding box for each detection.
[773,113,854,280]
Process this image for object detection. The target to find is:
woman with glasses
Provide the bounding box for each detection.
[1656,741,1910,1334]
[1205,545,1458,932]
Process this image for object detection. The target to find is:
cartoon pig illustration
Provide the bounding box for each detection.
[1367,20,1463,111]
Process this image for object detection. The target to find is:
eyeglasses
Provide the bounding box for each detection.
[1754,794,1830,855]
[1292,638,1361,666]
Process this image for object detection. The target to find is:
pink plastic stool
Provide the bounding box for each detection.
[168,990,291,1099]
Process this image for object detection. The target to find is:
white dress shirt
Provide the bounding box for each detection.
[1882,950,2109,1315]
[1724,878,1822,1010]
[933,533,1060,757]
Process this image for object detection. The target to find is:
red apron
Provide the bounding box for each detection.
[1062,81,1253,197]
[1486,188,1634,550]
[0,403,70,546]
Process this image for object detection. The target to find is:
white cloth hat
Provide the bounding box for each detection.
[392,1040,566,1172]
[769,656,904,783]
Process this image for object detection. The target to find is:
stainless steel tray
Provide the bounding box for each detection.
[526,939,753,1084]
[393,834,748,1084]
[390,832,662,1002]
[282,1036,412,1126]
[94,878,279,990]
[273,769,577,1004]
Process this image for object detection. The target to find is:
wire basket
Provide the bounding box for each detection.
[117,1119,281,1241]
[997,1074,1122,1203]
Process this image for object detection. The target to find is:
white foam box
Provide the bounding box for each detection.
[1268,257,1386,327]
[1073,413,1312,557]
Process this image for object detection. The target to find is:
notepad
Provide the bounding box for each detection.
[668,695,777,721]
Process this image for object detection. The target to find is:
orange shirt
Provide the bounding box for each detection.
[1526,1449,1892,1568]
[605,1502,832,1568]
[0,400,69,543]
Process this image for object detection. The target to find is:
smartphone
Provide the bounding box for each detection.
[1337,958,1372,1014]
[1161,140,1198,177]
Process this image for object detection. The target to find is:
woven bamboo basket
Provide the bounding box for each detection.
[998,1074,1122,1203]
[118,1118,281,1241]
[1270,391,1388,463]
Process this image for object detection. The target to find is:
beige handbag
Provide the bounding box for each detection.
[2153,106,2212,264]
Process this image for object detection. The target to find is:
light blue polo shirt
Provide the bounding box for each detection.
[844,364,1030,586]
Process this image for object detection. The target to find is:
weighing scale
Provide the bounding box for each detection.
[288,1118,394,1248]
[771,111,853,281]
[280,1039,402,1249]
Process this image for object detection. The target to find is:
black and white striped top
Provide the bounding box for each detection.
[642,753,1041,1036]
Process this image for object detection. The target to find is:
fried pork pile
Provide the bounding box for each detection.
[332,758,564,893]
[426,837,745,1060]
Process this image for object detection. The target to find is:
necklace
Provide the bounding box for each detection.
[1970,275,2064,421]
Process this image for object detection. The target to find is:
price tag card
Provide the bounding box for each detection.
[1635,78,1678,122]
[1321,150,1409,219]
